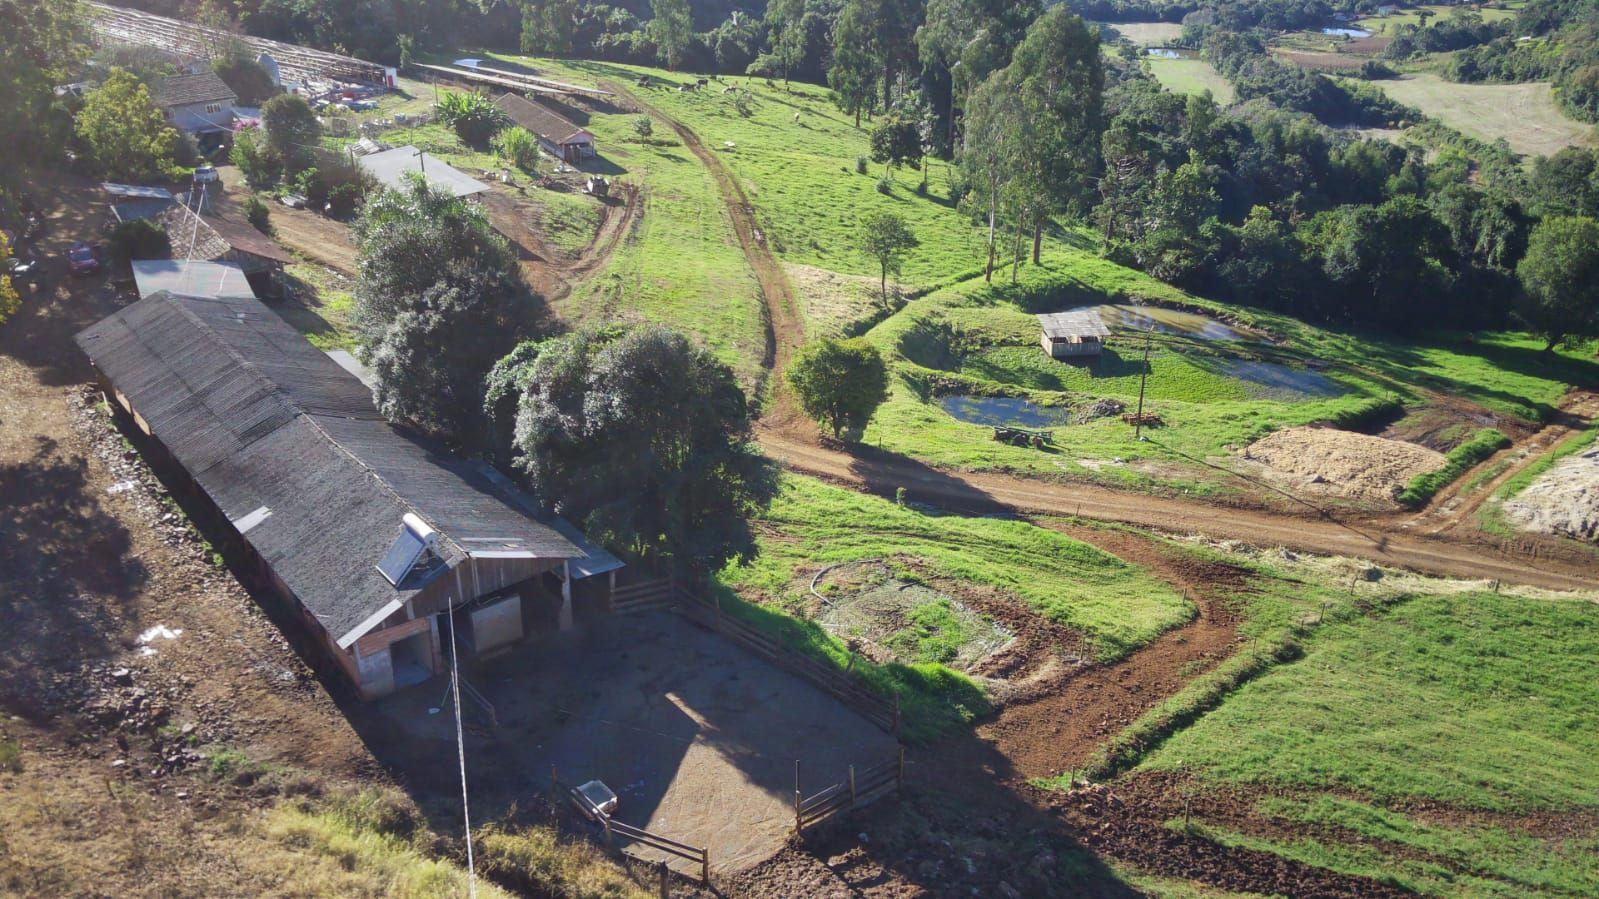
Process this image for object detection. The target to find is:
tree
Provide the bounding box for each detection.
[649,0,694,70]
[632,115,654,141]
[859,210,919,307]
[1517,216,1599,350]
[75,69,182,182]
[0,0,84,186]
[869,114,923,173]
[764,0,807,85]
[491,326,777,574]
[434,90,509,147]
[960,70,1023,282]
[917,0,1040,151]
[829,0,877,128]
[353,175,533,438]
[0,231,20,328]
[787,337,890,440]
[261,93,320,169]
[520,0,579,56]
[1006,7,1104,262]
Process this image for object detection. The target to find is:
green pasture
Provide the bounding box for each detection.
[1147,57,1237,104]
[1356,4,1519,33]
[1138,590,1599,897]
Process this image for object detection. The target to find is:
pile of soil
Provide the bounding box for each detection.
[1501,446,1599,542]
[1243,427,1445,502]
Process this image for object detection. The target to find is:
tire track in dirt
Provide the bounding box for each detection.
[603,80,805,401]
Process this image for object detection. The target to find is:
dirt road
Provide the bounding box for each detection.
[759,427,1599,592]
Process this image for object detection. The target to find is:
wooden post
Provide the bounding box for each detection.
[897,745,905,792]
[1134,327,1152,440]
[701,849,709,885]
[658,860,669,898]
[892,695,901,739]
[793,759,802,835]
[849,765,857,805]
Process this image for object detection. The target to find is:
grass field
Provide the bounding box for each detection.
[1136,590,1599,897]
[1356,4,1520,32]
[1147,57,1237,103]
[1100,21,1186,45]
[1356,72,1595,157]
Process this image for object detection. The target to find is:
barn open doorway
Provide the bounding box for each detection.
[389,629,434,689]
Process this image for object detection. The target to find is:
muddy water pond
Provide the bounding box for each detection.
[940,394,1072,428]
[1215,359,1344,399]
[1065,304,1246,341]
[1146,47,1197,58]
[1321,26,1372,37]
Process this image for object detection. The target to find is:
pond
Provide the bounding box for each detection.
[1063,304,1246,342]
[1321,26,1373,37]
[1146,47,1196,58]
[1215,359,1344,400]
[940,394,1072,428]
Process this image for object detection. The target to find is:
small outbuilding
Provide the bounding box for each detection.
[494,92,597,163]
[1038,309,1110,359]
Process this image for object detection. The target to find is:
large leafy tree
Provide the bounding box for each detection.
[960,70,1023,282]
[649,0,694,70]
[787,337,890,440]
[0,0,84,187]
[75,69,183,182]
[828,0,877,128]
[1313,196,1453,332]
[261,93,320,169]
[916,0,1040,149]
[353,175,533,439]
[1007,7,1104,261]
[1517,215,1599,350]
[519,0,580,55]
[491,326,777,574]
[859,210,920,307]
[763,0,807,85]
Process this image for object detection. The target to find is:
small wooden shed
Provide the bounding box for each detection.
[1038,309,1110,359]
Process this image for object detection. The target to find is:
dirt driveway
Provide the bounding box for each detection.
[365,611,898,874]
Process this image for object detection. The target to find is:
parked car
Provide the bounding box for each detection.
[66,241,100,276]
[280,193,307,209]
[193,165,219,184]
[6,252,40,287]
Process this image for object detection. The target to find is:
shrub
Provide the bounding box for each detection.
[494,126,541,173]
[435,90,510,147]
[108,219,170,261]
[632,115,654,140]
[230,126,282,189]
[326,183,364,219]
[244,195,271,233]
[855,155,868,174]
[1398,428,1511,508]
[875,174,893,195]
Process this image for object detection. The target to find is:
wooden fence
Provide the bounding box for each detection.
[794,751,905,835]
[611,577,677,615]
[672,587,901,736]
[552,770,711,883]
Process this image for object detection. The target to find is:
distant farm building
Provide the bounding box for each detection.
[494,93,597,163]
[75,291,616,699]
[1038,309,1110,358]
[151,71,237,134]
[357,145,490,198]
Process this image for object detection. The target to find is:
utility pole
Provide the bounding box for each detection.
[1134,327,1152,440]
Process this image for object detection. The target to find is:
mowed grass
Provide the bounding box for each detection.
[1355,72,1594,157]
[721,475,1194,660]
[476,59,766,386]
[1139,591,1599,897]
[1099,21,1187,46]
[1356,4,1519,32]
[1148,57,1237,104]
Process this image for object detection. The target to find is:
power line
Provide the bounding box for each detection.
[446,591,478,897]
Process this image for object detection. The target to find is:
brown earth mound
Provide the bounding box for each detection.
[1243,427,1445,503]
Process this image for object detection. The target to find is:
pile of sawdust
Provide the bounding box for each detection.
[1243,427,1446,502]
[1501,446,1599,543]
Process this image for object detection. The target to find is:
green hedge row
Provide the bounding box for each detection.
[1398,427,1511,509]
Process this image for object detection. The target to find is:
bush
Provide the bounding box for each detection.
[632,115,654,141]
[326,183,364,219]
[855,155,868,175]
[494,126,541,173]
[875,174,893,195]
[435,90,510,147]
[230,126,282,189]
[108,219,170,262]
[1398,428,1511,508]
[244,195,271,233]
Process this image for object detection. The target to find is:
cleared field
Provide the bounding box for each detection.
[1100,21,1186,45]
[1137,590,1599,897]
[1357,4,1519,32]
[1148,57,1236,103]
[1271,48,1367,72]
[1361,72,1595,157]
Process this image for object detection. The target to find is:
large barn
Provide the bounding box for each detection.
[494,93,596,163]
[76,290,591,699]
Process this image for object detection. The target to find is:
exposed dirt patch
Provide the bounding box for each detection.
[1501,445,1599,542]
[1378,397,1531,452]
[1243,426,1446,504]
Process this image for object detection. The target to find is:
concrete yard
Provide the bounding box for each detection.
[367,610,898,874]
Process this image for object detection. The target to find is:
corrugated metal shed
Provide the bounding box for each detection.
[358,146,489,198]
[1038,309,1111,340]
[132,260,256,300]
[75,291,578,647]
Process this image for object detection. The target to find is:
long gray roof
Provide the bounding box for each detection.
[75,291,578,647]
[358,146,490,198]
[1038,308,1111,340]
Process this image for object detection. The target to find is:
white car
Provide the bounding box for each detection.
[193,165,219,183]
[280,193,307,209]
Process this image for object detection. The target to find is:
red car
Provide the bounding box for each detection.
[66,241,99,276]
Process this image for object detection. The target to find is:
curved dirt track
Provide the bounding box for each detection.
[759,428,1599,592]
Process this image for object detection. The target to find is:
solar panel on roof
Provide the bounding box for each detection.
[376,528,427,585]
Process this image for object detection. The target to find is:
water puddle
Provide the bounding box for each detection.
[940,395,1071,428]
[1146,47,1195,58]
[1321,26,1372,37]
[1063,304,1245,341]
[1215,359,1343,399]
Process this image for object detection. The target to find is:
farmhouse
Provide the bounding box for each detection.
[494,92,597,163]
[75,290,594,699]
[1038,309,1110,359]
[151,71,238,134]
[357,145,490,198]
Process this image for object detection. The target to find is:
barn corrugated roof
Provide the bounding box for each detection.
[1038,308,1111,340]
[494,93,591,145]
[75,291,579,648]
